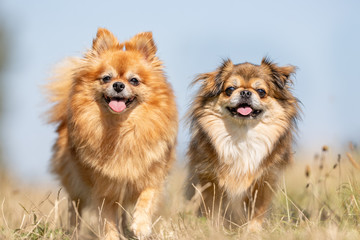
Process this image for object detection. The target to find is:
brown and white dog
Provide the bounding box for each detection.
[186,57,300,230]
[46,28,178,239]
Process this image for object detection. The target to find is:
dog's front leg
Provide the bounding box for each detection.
[247,171,278,232]
[131,187,159,238]
[101,201,121,240]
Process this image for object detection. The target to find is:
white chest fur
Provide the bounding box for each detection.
[198,113,284,176]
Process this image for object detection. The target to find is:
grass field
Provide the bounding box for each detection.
[0,145,359,240]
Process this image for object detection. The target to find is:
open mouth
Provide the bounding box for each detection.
[103,95,136,113]
[227,103,262,118]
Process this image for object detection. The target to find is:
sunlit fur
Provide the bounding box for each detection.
[45,28,178,239]
[186,58,300,229]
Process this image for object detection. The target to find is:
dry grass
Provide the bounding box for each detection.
[1,145,360,239]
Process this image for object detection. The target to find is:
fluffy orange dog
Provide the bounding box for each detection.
[187,58,300,230]
[46,28,178,239]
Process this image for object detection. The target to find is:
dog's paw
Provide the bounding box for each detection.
[131,216,152,239]
[102,229,120,240]
[247,219,263,232]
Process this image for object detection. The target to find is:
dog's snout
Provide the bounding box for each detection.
[240,90,252,98]
[113,82,125,93]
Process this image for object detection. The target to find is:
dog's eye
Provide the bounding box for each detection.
[129,77,140,86]
[256,89,266,98]
[225,87,235,96]
[102,75,112,83]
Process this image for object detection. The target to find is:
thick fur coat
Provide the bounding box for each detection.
[46,28,178,239]
[187,58,300,229]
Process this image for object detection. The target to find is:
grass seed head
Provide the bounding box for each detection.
[347,152,360,170]
[322,145,329,152]
[305,165,311,178]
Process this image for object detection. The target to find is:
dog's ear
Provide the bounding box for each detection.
[125,32,157,61]
[261,57,296,89]
[193,59,233,98]
[91,28,121,55]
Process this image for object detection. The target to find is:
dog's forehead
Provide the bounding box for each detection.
[100,51,147,75]
[233,63,263,80]
[224,63,270,88]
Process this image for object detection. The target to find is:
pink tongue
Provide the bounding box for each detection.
[109,100,126,113]
[237,107,252,116]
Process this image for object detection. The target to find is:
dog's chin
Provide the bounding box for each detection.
[103,94,137,114]
[226,103,263,119]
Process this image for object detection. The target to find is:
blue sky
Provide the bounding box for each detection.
[0,0,359,182]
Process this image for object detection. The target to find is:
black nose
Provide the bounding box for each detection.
[240,90,252,98]
[113,82,125,93]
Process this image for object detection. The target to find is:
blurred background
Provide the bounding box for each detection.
[0,0,359,183]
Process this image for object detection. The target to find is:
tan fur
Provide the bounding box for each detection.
[46,28,178,239]
[187,58,300,229]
